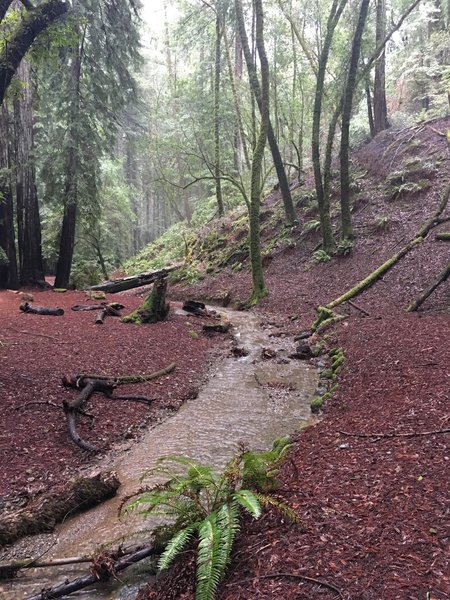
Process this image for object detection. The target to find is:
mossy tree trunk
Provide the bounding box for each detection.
[122,277,170,324]
[214,6,224,217]
[340,0,370,241]
[311,0,348,254]
[235,0,296,226]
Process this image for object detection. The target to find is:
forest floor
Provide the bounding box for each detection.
[1,120,449,599]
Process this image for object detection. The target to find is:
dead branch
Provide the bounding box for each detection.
[227,572,342,597]
[25,544,159,600]
[407,260,450,311]
[339,428,450,439]
[19,302,64,316]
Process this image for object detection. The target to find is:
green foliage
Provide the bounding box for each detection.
[301,219,321,236]
[69,260,102,289]
[337,238,353,256]
[375,215,389,231]
[312,249,331,263]
[123,439,297,600]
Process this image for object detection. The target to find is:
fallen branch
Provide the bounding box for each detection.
[87,265,180,294]
[407,260,450,311]
[435,232,450,241]
[227,572,342,597]
[61,364,176,451]
[0,556,91,580]
[339,428,450,439]
[25,544,160,600]
[320,183,450,313]
[347,300,370,316]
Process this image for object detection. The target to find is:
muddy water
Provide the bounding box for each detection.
[1,309,318,600]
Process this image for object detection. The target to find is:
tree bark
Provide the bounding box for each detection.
[14,54,45,285]
[235,0,296,225]
[312,0,348,254]
[248,0,269,304]
[0,1,70,106]
[55,2,82,288]
[121,276,170,324]
[0,104,19,288]
[340,0,371,241]
[214,8,224,216]
[373,0,389,134]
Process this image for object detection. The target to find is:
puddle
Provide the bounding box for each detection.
[1,308,318,599]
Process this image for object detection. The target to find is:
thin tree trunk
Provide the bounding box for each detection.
[340,0,370,241]
[235,0,296,225]
[312,0,348,254]
[365,75,376,137]
[248,0,269,304]
[214,9,224,216]
[373,0,388,134]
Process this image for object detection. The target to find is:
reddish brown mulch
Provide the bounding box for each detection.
[0,289,220,508]
[140,122,450,599]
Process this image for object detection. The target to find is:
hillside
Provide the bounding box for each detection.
[133,120,450,600]
[0,120,448,600]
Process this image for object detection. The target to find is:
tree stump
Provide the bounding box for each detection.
[122,276,170,324]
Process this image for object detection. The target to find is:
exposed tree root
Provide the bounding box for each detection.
[228,572,342,598]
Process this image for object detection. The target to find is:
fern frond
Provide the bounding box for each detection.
[217,501,240,570]
[234,489,262,519]
[158,524,197,571]
[196,512,225,600]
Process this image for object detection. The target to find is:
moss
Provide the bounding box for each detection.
[53,288,67,293]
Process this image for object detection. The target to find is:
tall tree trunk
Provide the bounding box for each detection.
[312,0,348,254]
[373,0,388,134]
[235,0,296,225]
[214,8,224,217]
[248,0,269,304]
[0,105,19,288]
[14,56,44,285]
[55,6,82,289]
[365,74,376,137]
[340,0,371,241]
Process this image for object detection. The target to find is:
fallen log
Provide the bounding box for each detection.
[87,265,180,294]
[313,182,450,326]
[62,363,176,387]
[0,471,119,547]
[436,232,450,241]
[71,302,124,312]
[183,300,208,316]
[20,302,64,316]
[25,544,160,600]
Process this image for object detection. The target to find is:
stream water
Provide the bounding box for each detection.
[1,308,318,600]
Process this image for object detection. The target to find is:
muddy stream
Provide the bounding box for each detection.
[1,308,318,600]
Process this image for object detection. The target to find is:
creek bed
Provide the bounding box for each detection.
[1,308,318,600]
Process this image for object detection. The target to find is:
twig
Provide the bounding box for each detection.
[347,300,370,316]
[18,401,61,411]
[4,328,68,343]
[227,572,342,597]
[339,428,450,439]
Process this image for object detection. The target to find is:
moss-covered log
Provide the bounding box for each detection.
[0,471,119,547]
[319,182,450,314]
[122,277,170,324]
[436,232,450,241]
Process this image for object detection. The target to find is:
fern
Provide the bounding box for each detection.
[124,438,300,600]
[158,524,197,571]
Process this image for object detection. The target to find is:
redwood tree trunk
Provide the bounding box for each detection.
[373,0,388,134]
[0,105,19,288]
[55,16,82,289]
[14,55,44,285]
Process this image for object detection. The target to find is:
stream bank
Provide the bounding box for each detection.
[1,307,318,600]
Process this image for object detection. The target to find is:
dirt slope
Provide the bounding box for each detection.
[139,120,450,599]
